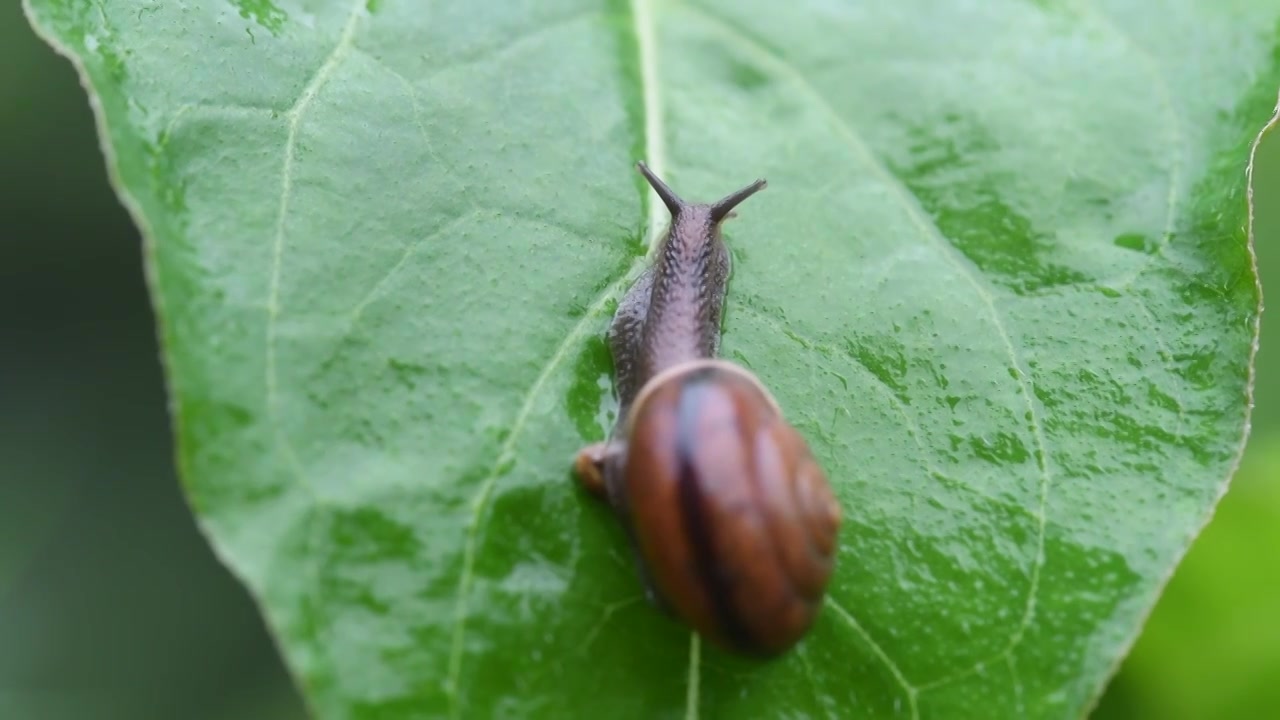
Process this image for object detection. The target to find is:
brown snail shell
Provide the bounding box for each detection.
[621,360,841,656]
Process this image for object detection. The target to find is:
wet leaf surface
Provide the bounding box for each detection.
[24,0,1277,717]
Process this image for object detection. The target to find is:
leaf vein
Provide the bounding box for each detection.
[686,1,1054,682]
[343,210,481,331]
[828,600,919,720]
[264,2,365,488]
[441,261,642,710]
[1074,0,1184,287]
[258,8,365,714]
[685,635,701,720]
[734,305,1039,519]
[445,0,673,708]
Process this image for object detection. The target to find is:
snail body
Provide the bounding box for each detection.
[574,162,841,657]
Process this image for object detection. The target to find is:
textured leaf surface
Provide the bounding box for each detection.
[24,0,1276,718]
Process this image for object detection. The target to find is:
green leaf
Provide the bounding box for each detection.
[24,0,1275,717]
[1091,430,1280,719]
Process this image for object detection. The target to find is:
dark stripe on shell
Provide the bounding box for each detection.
[675,370,757,652]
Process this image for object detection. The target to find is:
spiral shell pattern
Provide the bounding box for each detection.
[621,362,841,656]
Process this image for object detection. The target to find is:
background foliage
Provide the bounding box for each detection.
[1,1,1277,719]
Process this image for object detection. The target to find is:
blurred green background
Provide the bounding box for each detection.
[1,4,1275,718]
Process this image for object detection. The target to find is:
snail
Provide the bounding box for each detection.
[574,161,842,657]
